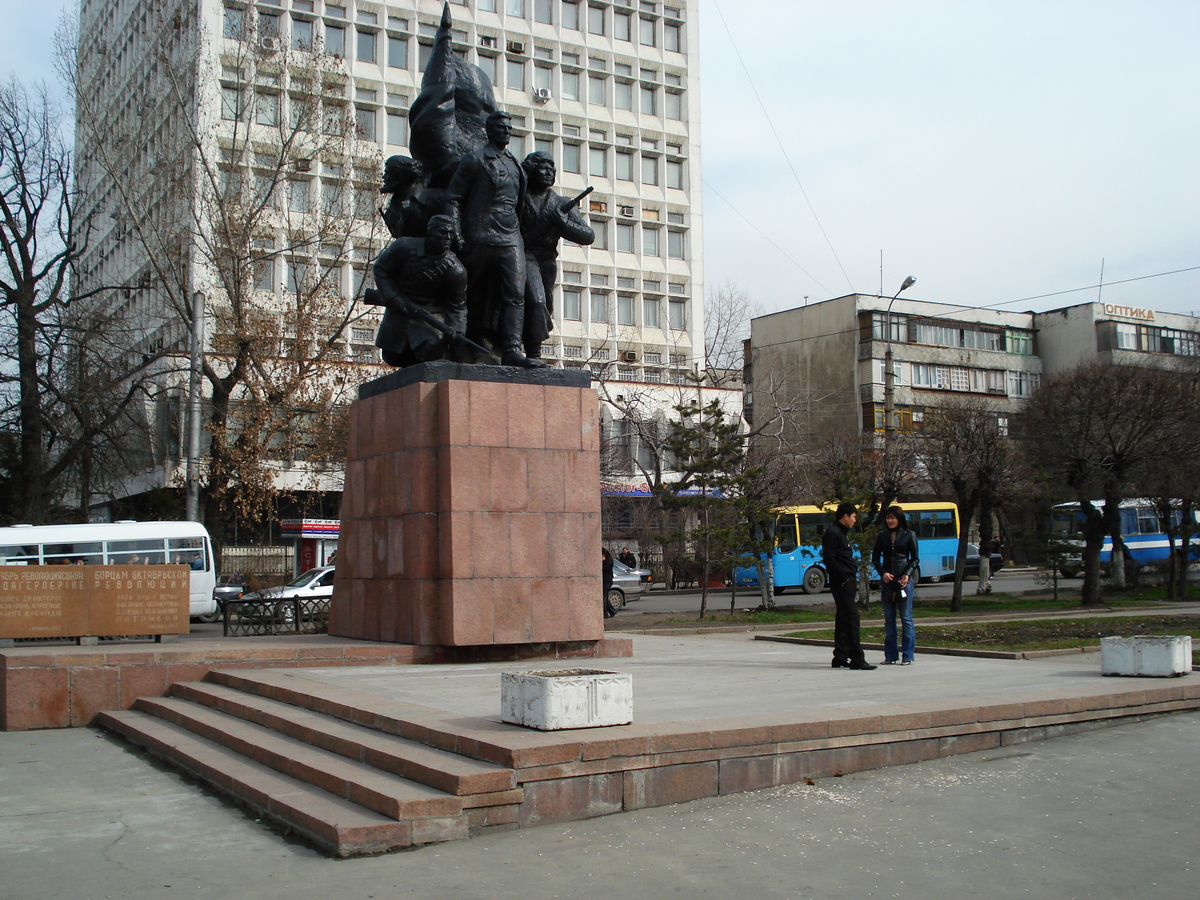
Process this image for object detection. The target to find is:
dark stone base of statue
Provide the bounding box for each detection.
[330,365,626,659]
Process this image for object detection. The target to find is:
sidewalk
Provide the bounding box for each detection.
[1,630,1197,898]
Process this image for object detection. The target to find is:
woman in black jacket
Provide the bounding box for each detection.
[602,548,617,618]
[871,506,920,664]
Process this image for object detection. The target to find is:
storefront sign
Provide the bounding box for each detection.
[1103,304,1155,322]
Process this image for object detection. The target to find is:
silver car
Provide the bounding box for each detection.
[609,559,648,609]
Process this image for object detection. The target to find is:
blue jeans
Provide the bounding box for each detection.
[882,579,915,661]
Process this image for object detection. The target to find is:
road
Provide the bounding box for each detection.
[617,568,1059,615]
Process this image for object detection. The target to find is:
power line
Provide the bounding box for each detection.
[711,0,855,294]
[981,265,1200,309]
[702,179,834,295]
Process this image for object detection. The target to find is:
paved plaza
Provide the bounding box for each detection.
[1,632,1196,898]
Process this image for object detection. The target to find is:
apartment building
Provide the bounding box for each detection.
[747,295,1200,451]
[73,0,704,515]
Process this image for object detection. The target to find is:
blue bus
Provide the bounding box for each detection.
[733,502,961,594]
[1050,500,1200,577]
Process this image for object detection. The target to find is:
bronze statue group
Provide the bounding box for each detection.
[369,6,593,371]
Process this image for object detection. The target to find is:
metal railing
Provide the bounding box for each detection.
[221,596,330,637]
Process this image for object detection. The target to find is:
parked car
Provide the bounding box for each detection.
[241,566,336,603]
[963,543,1004,579]
[213,574,246,607]
[609,560,648,609]
[235,566,336,624]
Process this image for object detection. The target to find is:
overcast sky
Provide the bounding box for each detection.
[6,1,1197,318]
[699,0,1200,318]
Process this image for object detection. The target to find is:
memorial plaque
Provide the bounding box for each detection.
[0,566,189,640]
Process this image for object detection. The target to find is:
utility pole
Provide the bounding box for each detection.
[185,290,205,522]
[883,276,916,448]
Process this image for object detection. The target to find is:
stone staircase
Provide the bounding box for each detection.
[97,671,522,857]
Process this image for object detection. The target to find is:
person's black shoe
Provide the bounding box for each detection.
[848,661,877,670]
[831,659,849,668]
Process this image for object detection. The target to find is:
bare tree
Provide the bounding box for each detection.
[63,5,387,546]
[1,77,162,524]
[919,396,1018,611]
[1021,364,1192,605]
[704,280,756,388]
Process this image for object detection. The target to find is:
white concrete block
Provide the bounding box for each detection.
[501,669,633,730]
[1101,635,1192,677]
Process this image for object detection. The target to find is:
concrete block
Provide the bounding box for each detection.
[1101,635,1192,677]
[501,669,632,730]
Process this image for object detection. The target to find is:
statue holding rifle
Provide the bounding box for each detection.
[520,151,595,363]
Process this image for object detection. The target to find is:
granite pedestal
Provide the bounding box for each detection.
[329,363,608,658]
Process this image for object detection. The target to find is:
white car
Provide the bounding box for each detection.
[241,566,336,602]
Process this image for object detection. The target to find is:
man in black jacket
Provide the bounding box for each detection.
[821,502,876,670]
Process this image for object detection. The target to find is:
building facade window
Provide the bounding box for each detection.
[667,229,684,259]
[669,298,687,330]
[562,288,582,320]
[644,297,660,328]
[590,290,609,323]
[388,35,408,68]
[325,24,345,56]
[356,29,376,63]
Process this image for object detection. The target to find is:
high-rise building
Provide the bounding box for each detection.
[73,0,704,522]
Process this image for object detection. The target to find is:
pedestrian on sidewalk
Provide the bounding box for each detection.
[822,502,875,670]
[602,548,617,618]
[872,505,919,665]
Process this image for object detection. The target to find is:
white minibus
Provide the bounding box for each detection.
[0,521,219,620]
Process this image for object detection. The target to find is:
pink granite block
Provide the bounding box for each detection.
[888,738,941,767]
[580,389,600,451]
[718,755,782,795]
[492,579,533,645]
[468,381,509,447]
[827,713,881,738]
[507,384,546,448]
[564,451,601,513]
[343,459,367,521]
[344,578,367,640]
[66,666,119,727]
[518,773,623,827]
[386,517,405,578]
[530,578,573,643]
[491,448,529,512]
[438,380,472,446]
[353,398,373,458]
[543,388,581,451]
[771,720,829,744]
[440,511,473,579]
[412,580,444,645]
[409,447,439,514]
[566,576,604,642]
[472,512,511,578]
[527,450,567,513]
[624,762,719,810]
[977,701,1026,722]
[370,393,394,458]
[403,512,440,580]
[927,705,980,728]
[444,446,493,512]
[510,513,549,577]
[390,450,414,514]
[118,664,170,711]
[371,517,391,579]
[938,732,1001,757]
[445,579,494,646]
[409,381,440,449]
[1022,696,1070,718]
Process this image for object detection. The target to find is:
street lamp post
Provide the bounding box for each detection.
[185,290,205,523]
[883,275,916,445]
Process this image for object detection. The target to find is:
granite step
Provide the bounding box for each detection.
[132,695,464,822]
[98,709,465,856]
[170,680,519,800]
